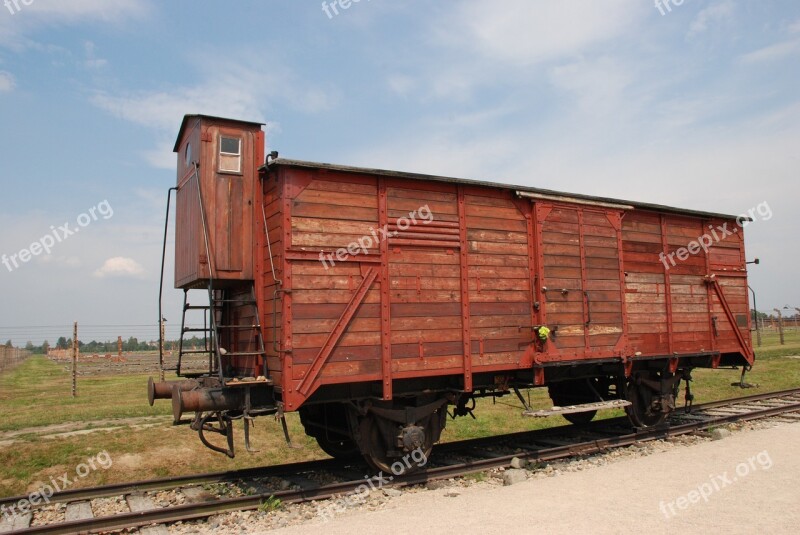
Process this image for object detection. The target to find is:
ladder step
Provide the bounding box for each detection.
[221,351,265,357]
[184,305,211,310]
[213,299,257,304]
[180,349,213,355]
[216,325,259,329]
[523,399,632,418]
[183,327,212,333]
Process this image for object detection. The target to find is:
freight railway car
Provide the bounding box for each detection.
[150,115,755,473]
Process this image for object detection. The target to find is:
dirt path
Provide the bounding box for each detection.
[268,422,800,534]
[0,416,170,448]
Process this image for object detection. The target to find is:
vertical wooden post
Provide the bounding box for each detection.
[774,309,785,345]
[72,322,78,397]
[755,317,762,347]
[117,336,123,358]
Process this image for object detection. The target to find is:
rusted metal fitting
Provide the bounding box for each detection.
[148,377,198,406]
[172,385,245,421]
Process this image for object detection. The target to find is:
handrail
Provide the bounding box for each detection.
[158,186,178,381]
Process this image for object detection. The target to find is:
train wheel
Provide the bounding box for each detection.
[314,435,360,459]
[358,414,433,476]
[548,378,603,425]
[299,403,359,459]
[624,372,677,427]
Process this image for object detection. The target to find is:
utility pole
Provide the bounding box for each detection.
[773,309,785,345]
[117,336,123,358]
[72,322,78,397]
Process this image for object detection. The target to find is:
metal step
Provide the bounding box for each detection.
[523,399,632,418]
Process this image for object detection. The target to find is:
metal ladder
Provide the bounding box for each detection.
[205,285,271,384]
[158,165,270,384]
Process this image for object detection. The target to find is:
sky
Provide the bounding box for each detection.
[0,0,798,346]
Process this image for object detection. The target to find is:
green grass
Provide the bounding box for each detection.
[0,356,172,431]
[752,328,800,359]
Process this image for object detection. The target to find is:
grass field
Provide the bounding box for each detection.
[0,335,798,497]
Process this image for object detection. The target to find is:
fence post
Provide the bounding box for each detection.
[773,309,785,346]
[72,322,78,397]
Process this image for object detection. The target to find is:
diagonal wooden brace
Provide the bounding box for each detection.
[297,267,379,396]
[706,275,753,360]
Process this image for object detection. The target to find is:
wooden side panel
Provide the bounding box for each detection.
[174,117,259,288]
[215,174,244,271]
[261,171,284,386]
[292,269,381,362]
[387,246,463,373]
[175,118,204,288]
[225,287,260,376]
[465,191,532,369]
[622,212,669,353]
[386,186,463,375]
[537,205,624,360]
[287,173,382,389]
[270,165,754,408]
[175,173,204,287]
[292,174,379,253]
[621,210,752,360]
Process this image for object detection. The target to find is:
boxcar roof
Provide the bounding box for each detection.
[265,158,747,221]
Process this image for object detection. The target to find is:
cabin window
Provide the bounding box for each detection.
[219,136,242,173]
[184,142,192,166]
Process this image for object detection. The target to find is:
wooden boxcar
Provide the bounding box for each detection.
[152,116,755,472]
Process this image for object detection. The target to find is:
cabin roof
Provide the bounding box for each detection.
[173,114,265,152]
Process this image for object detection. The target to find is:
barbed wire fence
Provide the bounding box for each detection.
[0,346,31,375]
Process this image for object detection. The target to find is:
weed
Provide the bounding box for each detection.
[259,495,281,513]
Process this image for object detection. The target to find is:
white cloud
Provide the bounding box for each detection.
[38,255,82,268]
[82,41,107,69]
[0,71,15,92]
[396,0,646,101]
[688,1,735,37]
[387,75,416,97]
[0,0,149,49]
[93,257,145,279]
[91,56,334,168]
[549,57,634,118]
[441,0,645,66]
[740,39,800,64]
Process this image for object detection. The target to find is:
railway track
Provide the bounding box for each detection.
[3,387,800,534]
